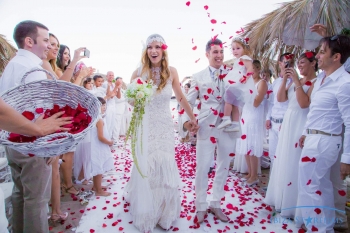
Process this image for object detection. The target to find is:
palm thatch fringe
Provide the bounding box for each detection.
[0,34,17,74]
[240,0,350,75]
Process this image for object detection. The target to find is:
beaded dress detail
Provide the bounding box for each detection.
[124,67,181,232]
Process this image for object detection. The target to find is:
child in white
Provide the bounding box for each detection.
[91,97,115,196]
[74,78,94,184]
[217,37,256,131]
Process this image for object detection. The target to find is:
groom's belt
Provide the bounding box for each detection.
[306,129,341,137]
[270,117,283,123]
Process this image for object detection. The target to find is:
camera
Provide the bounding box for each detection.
[84,49,90,58]
[284,61,290,68]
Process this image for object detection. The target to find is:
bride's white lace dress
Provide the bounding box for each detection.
[124,67,181,232]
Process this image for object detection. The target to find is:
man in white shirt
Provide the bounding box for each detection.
[113,77,126,146]
[265,53,294,169]
[0,20,53,233]
[297,35,350,233]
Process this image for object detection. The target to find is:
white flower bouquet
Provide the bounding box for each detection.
[125,78,154,177]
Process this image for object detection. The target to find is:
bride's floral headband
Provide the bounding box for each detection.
[146,34,168,50]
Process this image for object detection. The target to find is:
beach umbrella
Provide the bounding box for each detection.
[0,34,17,74]
[240,0,350,72]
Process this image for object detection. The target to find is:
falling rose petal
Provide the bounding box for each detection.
[192,38,194,43]
[195,58,200,63]
[195,86,199,91]
[178,109,185,115]
[311,157,316,162]
[229,153,235,157]
[210,19,217,24]
[301,156,311,162]
[210,137,216,144]
[241,134,247,140]
[209,124,215,128]
[203,95,209,101]
[305,81,312,86]
[295,143,298,148]
[204,5,208,10]
[161,44,168,50]
[263,151,269,156]
[185,1,190,6]
[228,80,236,84]
[238,61,244,66]
[314,208,321,215]
[249,90,253,94]
[102,223,107,228]
[218,74,227,80]
[306,179,311,185]
[173,227,179,231]
[207,88,213,94]
[221,21,226,24]
[136,79,143,84]
[119,227,124,231]
[267,90,273,95]
[241,118,245,124]
[287,182,292,186]
[229,36,233,39]
[177,27,181,29]
[207,12,210,17]
[90,229,95,233]
[311,225,318,232]
[315,190,322,196]
[338,190,346,196]
[192,46,197,50]
[219,113,224,118]
[246,72,254,76]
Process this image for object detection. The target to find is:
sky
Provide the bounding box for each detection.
[0,0,290,80]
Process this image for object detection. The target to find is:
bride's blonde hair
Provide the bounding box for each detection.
[141,34,170,92]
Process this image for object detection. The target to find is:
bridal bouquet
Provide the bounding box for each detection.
[125,78,155,177]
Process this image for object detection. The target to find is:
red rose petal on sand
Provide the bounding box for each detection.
[314,208,321,214]
[210,19,217,24]
[338,190,346,196]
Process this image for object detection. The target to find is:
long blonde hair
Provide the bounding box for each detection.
[49,33,59,72]
[140,45,170,92]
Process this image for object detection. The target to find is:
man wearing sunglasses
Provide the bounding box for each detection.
[297,35,350,233]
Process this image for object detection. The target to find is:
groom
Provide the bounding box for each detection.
[184,38,240,223]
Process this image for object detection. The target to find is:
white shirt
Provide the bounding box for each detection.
[303,65,350,164]
[266,77,291,120]
[344,57,350,72]
[0,49,46,94]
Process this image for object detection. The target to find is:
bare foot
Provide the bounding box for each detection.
[95,191,111,196]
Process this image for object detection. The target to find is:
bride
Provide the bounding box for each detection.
[124,34,198,233]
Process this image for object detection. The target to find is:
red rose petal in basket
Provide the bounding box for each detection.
[35,108,44,114]
[22,111,35,120]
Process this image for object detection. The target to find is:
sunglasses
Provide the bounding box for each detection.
[330,35,341,45]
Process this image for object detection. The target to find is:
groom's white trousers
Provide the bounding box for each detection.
[195,129,235,211]
[297,134,343,233]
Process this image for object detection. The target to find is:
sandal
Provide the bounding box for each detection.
[62,185,80,195]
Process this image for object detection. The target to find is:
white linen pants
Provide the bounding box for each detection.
[195,129,236,211]
[297,134,342,233]
[268,120,281,169]
[112,114,123,142]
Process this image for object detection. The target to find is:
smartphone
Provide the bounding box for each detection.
[84,49,90,58]
[285,61,290,68]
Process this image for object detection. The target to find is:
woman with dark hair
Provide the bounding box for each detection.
[265,52,318,219]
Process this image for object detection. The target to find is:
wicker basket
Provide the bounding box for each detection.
[0,69,101,157]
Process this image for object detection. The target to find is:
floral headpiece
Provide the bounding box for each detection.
[146,34,167,50]
[232,37,250,48]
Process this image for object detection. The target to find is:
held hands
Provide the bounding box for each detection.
[340,163,350,180]
[184,120,199,134]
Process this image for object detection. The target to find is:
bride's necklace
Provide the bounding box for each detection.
[150,67,161,86]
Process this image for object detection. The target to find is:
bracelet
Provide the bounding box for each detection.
[295,85,302,90]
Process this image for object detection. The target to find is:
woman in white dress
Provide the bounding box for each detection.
[234,60,267,185]
[264,52,318,218]
[124,34,197,233]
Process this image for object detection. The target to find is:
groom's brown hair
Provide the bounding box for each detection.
[206,38,222,52]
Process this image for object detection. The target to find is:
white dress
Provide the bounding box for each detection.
[124,69,181,232]
[233,80,266,173]
[264,81,315,218]
[90,117,114,177]
[73,130,92,181]
[223,55,256,110]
